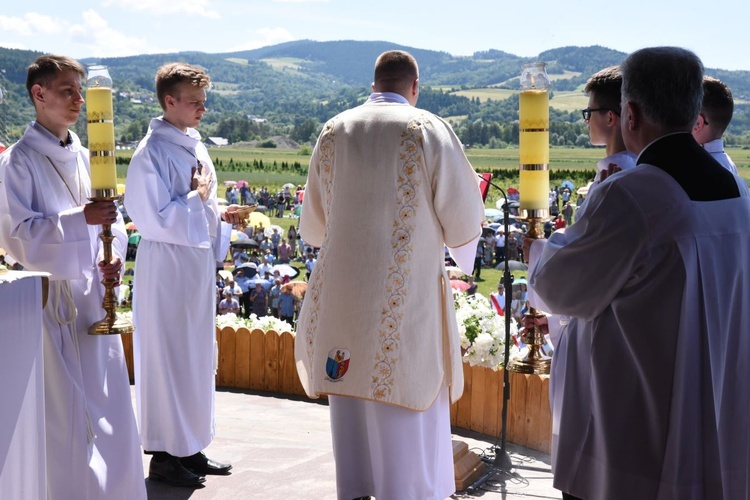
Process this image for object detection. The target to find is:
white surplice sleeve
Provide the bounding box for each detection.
[125,146,212,249]
[530,180,648,320]
[0,151,93,281]
[448,235,479,275]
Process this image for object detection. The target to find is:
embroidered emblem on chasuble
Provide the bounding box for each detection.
[326,348,351,381]
[305,122,335,372]
[371,121,422,402]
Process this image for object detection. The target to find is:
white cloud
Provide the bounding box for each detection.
[0,12,65,36]
[273,0,329,3]
[102,0,220,19]
[228,27,295,52]
[0,42,28,51]
[68,10,153,58]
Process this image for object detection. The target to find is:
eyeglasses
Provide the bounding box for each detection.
[581,108,620,121]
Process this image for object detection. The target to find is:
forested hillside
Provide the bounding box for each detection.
[0,42,747,148]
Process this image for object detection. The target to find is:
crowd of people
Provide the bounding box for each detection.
[216,248,304,322]
[124,202,315,324]
[225,183,305,218]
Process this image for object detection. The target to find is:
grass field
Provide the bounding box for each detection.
[548,91,589,113]
[260,57,307,72]
[448,86,588,113]
[117,146,750,190]
[451,88,516,103]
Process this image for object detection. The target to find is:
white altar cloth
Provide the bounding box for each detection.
[0,271,48,499]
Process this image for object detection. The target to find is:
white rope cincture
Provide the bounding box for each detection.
[52,280,97,443]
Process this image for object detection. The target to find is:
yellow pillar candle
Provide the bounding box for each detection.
[519,169,549,210]
[518,63,550,213]
[519,90,550,165]
[86,80,117,191]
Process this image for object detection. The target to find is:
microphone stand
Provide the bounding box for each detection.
[466,178,521,492]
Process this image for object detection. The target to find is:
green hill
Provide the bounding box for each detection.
[0,42,748,148]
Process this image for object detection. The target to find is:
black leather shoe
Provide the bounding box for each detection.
[149,455,206,487]
[180,451,233,476]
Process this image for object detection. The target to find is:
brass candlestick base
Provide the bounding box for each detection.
[508,212,551,375]
[507,306,551,374]
[88,188,134,335]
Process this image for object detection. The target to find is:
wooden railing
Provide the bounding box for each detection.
[121,327,552,454]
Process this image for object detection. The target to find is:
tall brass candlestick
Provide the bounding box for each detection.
[509,62,551,375]
[86,65,134,336]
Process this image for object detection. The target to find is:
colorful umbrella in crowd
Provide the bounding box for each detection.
[445,266,465,280]
[234,262,258,278]
[494,260,528,271]
[248,277,272,290]
[223,180,237,186]
[484,208,502,219]
[264,225,285,238]
[230,230,248,242]
[281,280,307,298]
[450,279,471,292]
[577,182,593,196]
[125,221,137,230]
[236,180,249,188]
[247,212,271,228]
[230,239,260,249]
[271,264,299,279]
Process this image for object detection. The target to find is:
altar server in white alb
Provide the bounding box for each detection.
[125,62,239,488]
[296,50,485,500]
[529,46,750,500]
[0,55,146,499]
[582,65,636,192]
[692,75,738,174]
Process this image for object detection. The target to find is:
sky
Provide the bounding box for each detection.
[0,0,748,71]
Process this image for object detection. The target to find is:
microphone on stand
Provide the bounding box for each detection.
[466,173,520,491]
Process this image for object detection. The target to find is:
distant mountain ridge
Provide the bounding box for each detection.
[2,40,747,92]
[0,41,748,145]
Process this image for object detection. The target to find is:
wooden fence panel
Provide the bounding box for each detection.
[218,327,236,387]
[455,362,473,429]
[248,329,266,390]
[527,376,551,453]
[482,368,501,437]
[469,367,487,434]
[508,372,529,447]
[263,330,280,392]
[278,331,298,395]
[234,327,251,388]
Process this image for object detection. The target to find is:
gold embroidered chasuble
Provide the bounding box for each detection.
[295,102,484,411]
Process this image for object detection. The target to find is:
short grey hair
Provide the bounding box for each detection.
[621,47,704,130]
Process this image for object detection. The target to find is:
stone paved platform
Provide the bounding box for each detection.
[135,388,561,499]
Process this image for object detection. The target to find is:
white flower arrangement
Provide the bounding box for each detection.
[454,292,520,370]
[216,312,294,334]
[119,311,294,334]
